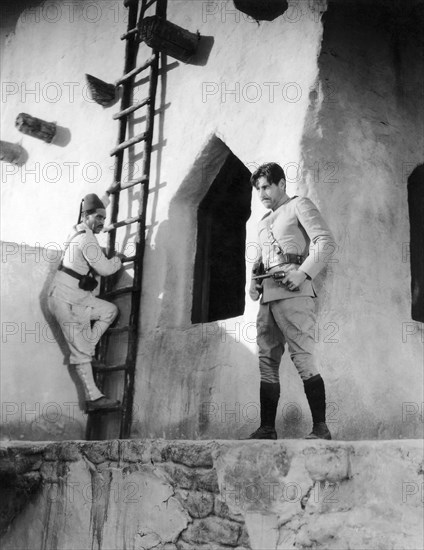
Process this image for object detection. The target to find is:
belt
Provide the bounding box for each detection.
[267,253,306,269]
[58,264,85,281]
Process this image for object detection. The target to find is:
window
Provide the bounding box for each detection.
[407,164,424,322]
[192,153,252,323]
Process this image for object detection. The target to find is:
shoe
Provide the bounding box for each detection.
[305,422,332,440]
[86,396,121,412]
[242,426,277,440]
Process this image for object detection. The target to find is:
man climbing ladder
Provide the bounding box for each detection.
[47,193,123,411]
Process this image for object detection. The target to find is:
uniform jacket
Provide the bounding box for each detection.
[49,222,122,306]
[254,196,336,303]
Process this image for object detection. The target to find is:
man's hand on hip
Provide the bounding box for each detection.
[282,269,308,291]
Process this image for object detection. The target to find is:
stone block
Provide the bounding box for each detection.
[214,496,245,523]
[237,524,250,547]
[80,441,119,464]
[192,469,219,494]
[181,516,241,546]
[161,463,195,490]
[177,543,243,550]
[304,446,351,482]
[39,461,68,483]
[176,489,214,518]
[161,442,214,468]
[135,532,161,549]
[120,440,161,463]
[56,442,81,462]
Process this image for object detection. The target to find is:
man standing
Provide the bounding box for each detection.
[248,163,335,439]
[48,194,122,411]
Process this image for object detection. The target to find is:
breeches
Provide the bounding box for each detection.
[257,297,318,383]
[48,296,118,364]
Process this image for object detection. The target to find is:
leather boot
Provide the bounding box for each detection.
[303,374,332,440]
[243,382,280,440]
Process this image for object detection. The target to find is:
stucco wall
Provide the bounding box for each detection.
[0,243,87,440]
[1,0,423,441]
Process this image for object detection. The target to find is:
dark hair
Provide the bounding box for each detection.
[250,162,286,188]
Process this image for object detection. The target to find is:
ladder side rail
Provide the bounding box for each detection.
[86,0,140,441]
[120,50,160,439]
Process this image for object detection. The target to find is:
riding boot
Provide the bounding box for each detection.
[303,374,332,440]
[244,382,280,439]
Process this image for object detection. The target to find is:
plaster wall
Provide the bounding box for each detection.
[0,243,86,440]
[0,0,423,441]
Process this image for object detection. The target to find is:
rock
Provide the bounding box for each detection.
[161,442,214,468]
[193,468,219,494]
[80,441,119,464]
[135,532,161,549]
[176,490,214,518]
[304,446,352,482]
[161,463,195,490]
[237,524,250,547]
[121,440,164,464]
[181,517,241,546]
[214,496,245,523]
[44,442,81,462]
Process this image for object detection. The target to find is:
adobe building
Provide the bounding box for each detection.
[0,1,423,549]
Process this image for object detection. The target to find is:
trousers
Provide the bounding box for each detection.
[47,295,118,364]
[257,296,319,383]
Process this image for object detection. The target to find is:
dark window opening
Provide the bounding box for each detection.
[407,164,424,323]
[192,153,252,324]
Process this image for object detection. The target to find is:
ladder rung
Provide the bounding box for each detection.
[121,27,139,41]
[121,255,136,263]
[116,56,155,86]
[121,175,149,190]
[110,132,147,156]
[113,98,150,120]
[87,404,122,414]
[103,215,142,232]
[102,286,135,298]
[93,363,128,373]
[107,175,149,195]
[107,325,130,335]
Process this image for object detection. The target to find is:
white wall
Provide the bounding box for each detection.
[1,0,422,441]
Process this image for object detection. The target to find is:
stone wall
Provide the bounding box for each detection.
[1,439,423,550]
[0,0,423,442]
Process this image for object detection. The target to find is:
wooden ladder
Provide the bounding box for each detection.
[86,0,166,440]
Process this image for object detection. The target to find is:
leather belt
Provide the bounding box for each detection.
[58,264,85,281]
[267,253,306,269]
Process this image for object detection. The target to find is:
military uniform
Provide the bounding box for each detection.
[250,194,335,439]
[47,194,122,409]
[254,195,335,383]
[48,223,121,366]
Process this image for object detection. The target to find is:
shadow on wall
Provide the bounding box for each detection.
[38,250,89,420]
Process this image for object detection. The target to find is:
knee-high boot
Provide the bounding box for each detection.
[303,374,332,440]
[244,382,280,439]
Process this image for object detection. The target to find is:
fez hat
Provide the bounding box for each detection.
[81,193,105,212]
